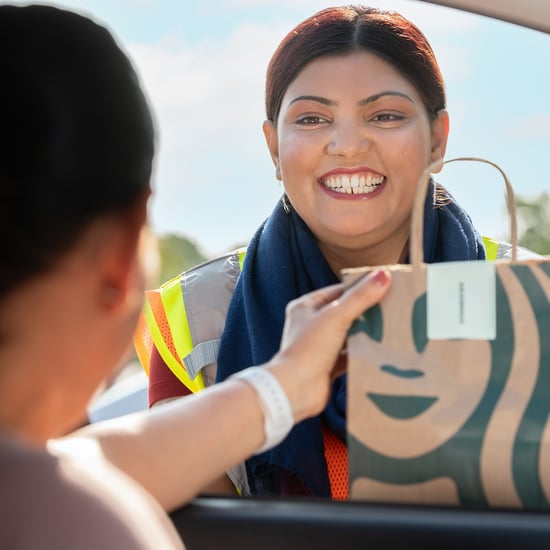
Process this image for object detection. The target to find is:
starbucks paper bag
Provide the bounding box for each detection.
[344,158,550,509]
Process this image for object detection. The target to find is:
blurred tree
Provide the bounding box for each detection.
[158,233,208,283]
[515,192,550,255]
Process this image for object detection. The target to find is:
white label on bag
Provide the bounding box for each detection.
[427,261,496,340]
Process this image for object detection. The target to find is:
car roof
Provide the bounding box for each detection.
[420,0,550,34]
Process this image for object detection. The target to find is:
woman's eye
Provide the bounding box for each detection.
[371,113,405,123]
[296,115,328,125]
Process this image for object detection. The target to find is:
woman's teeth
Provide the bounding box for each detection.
[322,174,384,194]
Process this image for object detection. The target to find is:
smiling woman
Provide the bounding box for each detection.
[136,4,531,502]
[263,50,449,271]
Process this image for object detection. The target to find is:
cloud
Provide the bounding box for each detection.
[126,20,287,148]
[124,20,291,253]
[509,114,550,139]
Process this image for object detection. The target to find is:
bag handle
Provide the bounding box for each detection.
[410,156,519,268]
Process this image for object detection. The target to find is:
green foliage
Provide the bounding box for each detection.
[157,233,208,283]
[516,192,550,255]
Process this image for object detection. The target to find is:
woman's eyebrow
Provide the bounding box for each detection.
[288,95,337,107]
[287,91,414,108]
[358,91,414,105]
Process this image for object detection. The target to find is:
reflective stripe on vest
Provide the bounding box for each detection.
[141,273,200,391]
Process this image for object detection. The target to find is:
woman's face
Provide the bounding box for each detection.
[264,51,448,264]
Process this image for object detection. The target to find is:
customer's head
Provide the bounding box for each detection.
[266,5,446,124]
[0,5,155,301]
[0,5,157,437]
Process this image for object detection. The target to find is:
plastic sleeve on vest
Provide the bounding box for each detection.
[183,339,221,381]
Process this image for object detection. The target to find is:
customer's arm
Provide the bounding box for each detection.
[49,269,390,512]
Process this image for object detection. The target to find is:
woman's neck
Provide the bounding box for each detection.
[318,232,410,278]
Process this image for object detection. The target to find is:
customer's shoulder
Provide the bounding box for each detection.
[0,437,182,549]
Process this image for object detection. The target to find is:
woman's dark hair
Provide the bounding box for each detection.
[265,5,446,123]
[0,5,155,299]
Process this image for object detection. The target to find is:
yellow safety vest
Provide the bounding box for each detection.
[134,248,245,392]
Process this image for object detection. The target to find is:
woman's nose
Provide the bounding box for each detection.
[325,120,370,158]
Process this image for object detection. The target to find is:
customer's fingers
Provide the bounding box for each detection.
[286,269,390,323]
[280,268,391,363]
[329,269,391,323]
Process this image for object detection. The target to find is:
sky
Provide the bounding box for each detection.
[9,0,550,257]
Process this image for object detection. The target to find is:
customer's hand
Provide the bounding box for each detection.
[268,269,391,423]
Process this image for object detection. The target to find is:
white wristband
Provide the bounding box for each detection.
[231,367,294,455]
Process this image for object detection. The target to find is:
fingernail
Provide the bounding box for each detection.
[370,269,389,286]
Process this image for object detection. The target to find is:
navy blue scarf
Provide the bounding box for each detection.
[216,182,485,497]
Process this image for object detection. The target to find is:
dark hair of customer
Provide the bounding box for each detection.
[0,5,155,301]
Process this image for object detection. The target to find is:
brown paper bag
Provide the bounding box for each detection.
[343,158,550,509]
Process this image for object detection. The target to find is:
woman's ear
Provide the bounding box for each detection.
[430,109,450,174]
[262,120,282,181]
[97,189,150,312]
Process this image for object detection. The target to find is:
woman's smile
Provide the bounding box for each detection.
[319,168,386,199]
